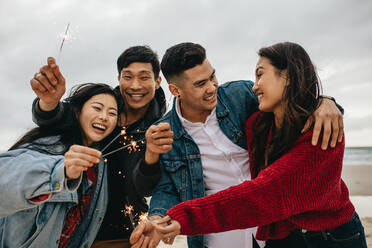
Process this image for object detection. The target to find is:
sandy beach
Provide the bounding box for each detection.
[343,165,372,247]
[157,164,372,247]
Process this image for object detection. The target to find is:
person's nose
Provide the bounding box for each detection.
[130,78,142,90]
[99,112,108,121]
[252,81,259,92]
[206,80,217,93]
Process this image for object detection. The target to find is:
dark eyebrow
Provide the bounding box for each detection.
[121,70,152,75]
[255,66,264,74]
[109,107,118,112]
[193,69,216,85]
[91,102,104,106]
[92,102,118,112]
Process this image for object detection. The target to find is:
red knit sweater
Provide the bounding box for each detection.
[166,112,355,240]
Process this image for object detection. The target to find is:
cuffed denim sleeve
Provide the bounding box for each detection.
[0,149,74,217]
[64,174,83,193]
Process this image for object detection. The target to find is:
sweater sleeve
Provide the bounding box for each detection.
[132,159,161,197]
[166,132,345,236]
[32,98,74,129]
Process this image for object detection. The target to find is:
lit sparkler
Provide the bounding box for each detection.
[122,205,134,216]
[101,137,145,158]
[138,212,148,223]
[101,127,126,153]
[59,23,70,53]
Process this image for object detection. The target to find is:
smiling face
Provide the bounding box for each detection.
[253,56,288,121]
[118,62,161,117]
[78,93,118,146]
[169,59,218,123]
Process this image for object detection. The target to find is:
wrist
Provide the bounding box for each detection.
[39,99,59,112]
[145,150,159,165]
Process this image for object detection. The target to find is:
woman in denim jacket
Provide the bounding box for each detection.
[0,83,119,248]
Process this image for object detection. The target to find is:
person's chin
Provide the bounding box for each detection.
[127,101,149,111]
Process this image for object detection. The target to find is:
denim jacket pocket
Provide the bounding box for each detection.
[8,207,42,248]
[162,160,188,202]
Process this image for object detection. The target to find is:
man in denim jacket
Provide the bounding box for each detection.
[134,42,344,248]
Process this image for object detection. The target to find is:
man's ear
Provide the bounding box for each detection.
[155,77,162,89]
[169,83,180,98]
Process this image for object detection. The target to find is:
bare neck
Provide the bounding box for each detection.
[179,101,211,123]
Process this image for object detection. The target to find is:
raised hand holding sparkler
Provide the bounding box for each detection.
[30,57,66,111]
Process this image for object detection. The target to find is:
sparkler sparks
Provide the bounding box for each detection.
[101,137,145,158]
[101,127,127,153]
[56,23,79,59]
[138,212,148,223]
[122,205,134,216]
[59,23,70,53]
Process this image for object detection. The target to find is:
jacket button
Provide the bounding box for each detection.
[196,178,202,183]
[55,183,60,190]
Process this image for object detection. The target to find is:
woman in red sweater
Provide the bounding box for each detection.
[147,42,367,248]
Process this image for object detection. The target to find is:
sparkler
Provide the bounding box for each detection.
[101,137,145,158]
[121,204,149,228]
[57,23,70,59]
[101,127,126,153]
[138,212,148,223]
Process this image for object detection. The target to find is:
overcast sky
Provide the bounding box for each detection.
[0,0,371,150]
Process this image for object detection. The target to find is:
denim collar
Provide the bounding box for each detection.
[170,88,230,140]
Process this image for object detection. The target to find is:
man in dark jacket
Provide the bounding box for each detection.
[30,46,173,247]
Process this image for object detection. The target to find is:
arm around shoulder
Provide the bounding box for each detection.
[32,98,73,129]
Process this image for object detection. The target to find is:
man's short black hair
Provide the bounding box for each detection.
[117,45,160,79]
[161,42,206,83]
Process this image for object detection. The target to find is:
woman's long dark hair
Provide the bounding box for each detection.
[250,42,321,177]
[9,83,121,151]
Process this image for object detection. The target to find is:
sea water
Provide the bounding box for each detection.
[344,147,372,166]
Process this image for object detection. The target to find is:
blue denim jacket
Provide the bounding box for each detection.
[148,80,258,248]
[0,136,108,248]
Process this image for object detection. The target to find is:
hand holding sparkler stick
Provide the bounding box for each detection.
[130,215,180,248]
[145,123,174,165]
[30,57,66,111]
